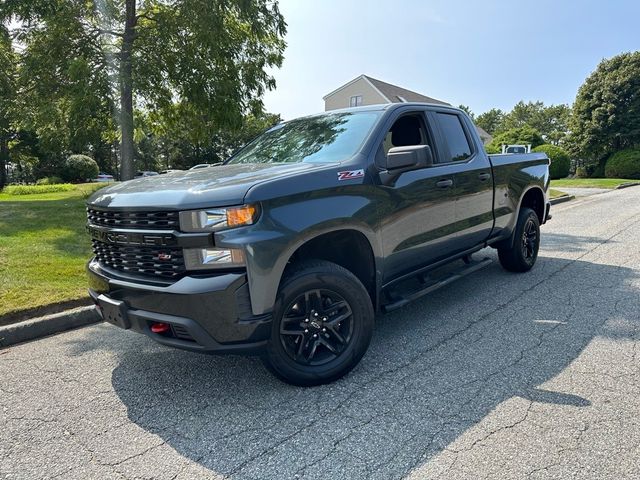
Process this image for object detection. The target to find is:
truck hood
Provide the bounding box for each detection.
[87,162,333,210]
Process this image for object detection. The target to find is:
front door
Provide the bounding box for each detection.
[378,111,459,283]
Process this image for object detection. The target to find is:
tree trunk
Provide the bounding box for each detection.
[119,0,137,180]
[0,136,8,189]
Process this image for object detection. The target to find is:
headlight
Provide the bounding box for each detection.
[184,247,245,270]
[179,204,258,232]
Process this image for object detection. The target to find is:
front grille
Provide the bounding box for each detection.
[91,240,186,279]
[87,208,179,230]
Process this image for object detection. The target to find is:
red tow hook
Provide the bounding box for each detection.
[150,322,171,334]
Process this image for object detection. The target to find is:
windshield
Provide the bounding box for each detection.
[226,111,380,164]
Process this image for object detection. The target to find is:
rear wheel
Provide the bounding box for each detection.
[262,260,374,386]
[498,207,540,272]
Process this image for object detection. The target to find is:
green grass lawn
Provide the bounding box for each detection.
[550,178,639,189]
[0,183,107,320]
[548,188,567,199]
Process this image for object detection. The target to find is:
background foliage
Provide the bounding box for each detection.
[62,154,99,182]
[0,0,286,185]
[570,52,640,161]
[485,126,545,154]
[532,144,571,179]
[604,148,640,179]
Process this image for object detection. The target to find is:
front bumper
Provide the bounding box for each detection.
[87,259,272,354]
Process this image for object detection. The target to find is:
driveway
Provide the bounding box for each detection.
[2,188,639,479]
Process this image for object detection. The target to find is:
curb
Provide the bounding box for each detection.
[615,182,640,189]
[0,306,101,348]
[550,195,575,205]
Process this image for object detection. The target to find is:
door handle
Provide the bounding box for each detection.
[436,179,453,188]
[478,173,491,181]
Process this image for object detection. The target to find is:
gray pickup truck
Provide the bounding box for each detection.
[86,103,550,386]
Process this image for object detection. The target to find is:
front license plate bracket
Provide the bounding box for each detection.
[97,295,130,329]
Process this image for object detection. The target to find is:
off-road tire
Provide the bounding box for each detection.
[262,260,374,386]
[498,207,540,272]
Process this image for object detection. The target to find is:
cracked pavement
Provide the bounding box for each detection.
[2,187,640,479]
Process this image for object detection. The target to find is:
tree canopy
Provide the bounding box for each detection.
[485,126,544,154]
[570,51,640,160]
[475,108,505,136]
[1,0,287,180]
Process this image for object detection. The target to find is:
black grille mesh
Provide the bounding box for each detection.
[87,208,179,230]
[91,240,185,279]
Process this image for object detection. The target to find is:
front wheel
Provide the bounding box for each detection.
[262,260,374,386]
[498,207,540,272]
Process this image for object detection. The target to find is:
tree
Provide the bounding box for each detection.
[0,25,16,188]
[536,104,571,145]
[500,101,571,143]
[3,0,287,180]
[475,108,504,135]
[139,104,281,170]
[570,51,640,160]
[486,126,544,154]
[458,105,475,120]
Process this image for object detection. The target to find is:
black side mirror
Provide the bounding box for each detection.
[385,145,434,170]
[379,145,434,186]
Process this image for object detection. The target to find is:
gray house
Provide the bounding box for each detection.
[323,74,492,145]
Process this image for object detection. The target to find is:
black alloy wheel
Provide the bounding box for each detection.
[263,260,374,386]
[279,289,354,366]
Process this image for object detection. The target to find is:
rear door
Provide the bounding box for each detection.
[429,110,495,249]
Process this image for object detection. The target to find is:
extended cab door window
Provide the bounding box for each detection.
[432,110,494,250]
[434,112,473,163]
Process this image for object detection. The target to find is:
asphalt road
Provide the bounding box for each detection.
[2,187,640,480]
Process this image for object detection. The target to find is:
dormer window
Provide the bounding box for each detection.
[349,95,363,107]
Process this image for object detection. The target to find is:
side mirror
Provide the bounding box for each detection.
[379,145,434,186]
[385,145,434,171]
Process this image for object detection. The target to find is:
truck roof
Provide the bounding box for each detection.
[295,102,464,120]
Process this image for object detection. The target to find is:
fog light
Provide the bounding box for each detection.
[184,247,245,270]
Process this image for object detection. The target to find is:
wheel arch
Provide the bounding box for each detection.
[494,185,546,250]
[281,228,380,309]
[519,186,546,224]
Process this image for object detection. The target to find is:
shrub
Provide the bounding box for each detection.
[2,184,75,195]
[484,143,501,154]
[532,144,571,179]
[36,176,64,185]
[605,148,640,179]
[587,157,607,178]
[61,154,99,183]
[575,167,589,178]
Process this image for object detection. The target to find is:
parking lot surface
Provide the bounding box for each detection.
[2,188,639,479]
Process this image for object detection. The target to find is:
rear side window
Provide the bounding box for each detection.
[436,113,472,162]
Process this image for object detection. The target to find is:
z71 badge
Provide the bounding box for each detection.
[337,169,365,181]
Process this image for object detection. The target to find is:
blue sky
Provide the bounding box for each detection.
[263,0,640,120]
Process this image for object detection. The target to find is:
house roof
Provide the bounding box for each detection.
[475,125,492,140]
[363,75,450,106]
[323,74,450,106]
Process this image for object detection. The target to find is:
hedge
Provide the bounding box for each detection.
[605,148,640,179]
[532,144,571,179]
[2,183,75,195]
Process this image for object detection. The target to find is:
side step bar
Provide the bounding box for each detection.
[382,257,493,313]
